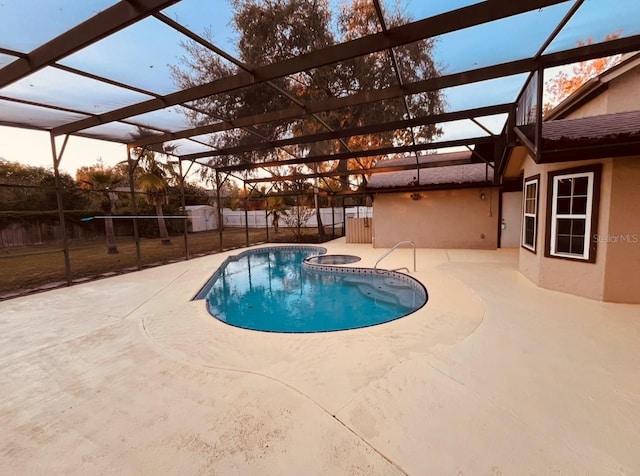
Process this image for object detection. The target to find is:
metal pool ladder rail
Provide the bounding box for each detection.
[374,240,416,273]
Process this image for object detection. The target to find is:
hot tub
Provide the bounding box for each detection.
[304,254,361,265]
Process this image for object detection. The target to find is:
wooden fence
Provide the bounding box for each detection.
[346,217,373,244]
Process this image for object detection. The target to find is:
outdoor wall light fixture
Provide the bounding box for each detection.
[410,192,423,201]
[480,192,486,200]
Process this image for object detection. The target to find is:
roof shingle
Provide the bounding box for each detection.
[367,151,492,190]
[542,110,640,143]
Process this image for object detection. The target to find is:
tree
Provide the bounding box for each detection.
[216,178,244,210]
[266,195,287,232]
[281,206,315,241]
[544,32,622,114]
[77,164,125,254]
[181,182,211,206]
[171,0,444,187]
[130,148,177,245]
[40,173,89,211]
[304,0,442,179]
[0,159,86,212]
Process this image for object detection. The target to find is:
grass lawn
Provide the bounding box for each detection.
[0,227,338,297]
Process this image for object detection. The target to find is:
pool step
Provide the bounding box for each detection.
[343,276,417,309]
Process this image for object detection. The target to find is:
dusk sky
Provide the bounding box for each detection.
[0,0,637,177]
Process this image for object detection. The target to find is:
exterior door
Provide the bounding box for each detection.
[500,191,522,248]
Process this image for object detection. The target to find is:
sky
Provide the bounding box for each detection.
[1,0,638,177]
[0,126,126,176]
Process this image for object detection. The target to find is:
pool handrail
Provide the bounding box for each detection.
[374,240,416,273]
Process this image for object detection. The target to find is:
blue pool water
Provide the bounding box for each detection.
[196,246,427,333]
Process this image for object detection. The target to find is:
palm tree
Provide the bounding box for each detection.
[267,196,288,233]
[77,165,124,254]
[133,148,177,245]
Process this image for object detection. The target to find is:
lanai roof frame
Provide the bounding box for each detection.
[0,0,639,186]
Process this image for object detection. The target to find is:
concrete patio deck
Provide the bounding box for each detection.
[1,238,639,475]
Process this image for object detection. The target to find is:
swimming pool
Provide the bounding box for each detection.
[195,246,427,333]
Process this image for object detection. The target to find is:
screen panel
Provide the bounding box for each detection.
[59,16,198,95]
[0,67,154,114]
[0,99,90,129]
[0,0,118,53]
[545,0,640,55]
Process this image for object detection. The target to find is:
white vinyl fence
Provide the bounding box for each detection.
[220,207,372,229]
[344,206,373,218]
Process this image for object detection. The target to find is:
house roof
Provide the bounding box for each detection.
[515,110,640,162]
[371,150,473,171]
[508,49,640,167]
[543,109,640,143]
[366,151,494,191]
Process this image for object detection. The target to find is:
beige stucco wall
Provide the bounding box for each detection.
[518,154,640,303]
[519,156,613,300]
[514,63,640,302]
[564,93,607,119]
[565,64,640,119]
[372,188,499,249]
[602,157,640,303]
[605,65,640,114]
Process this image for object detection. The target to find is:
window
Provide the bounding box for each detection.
[547,165,601,262]
[521,175,539,252]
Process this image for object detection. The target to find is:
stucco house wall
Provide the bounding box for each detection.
[564,93,607,119]
[607,65,640,114]
[518,154,640,303]
[602,156,640,302]
[515,56,640,303]
[519,157,611,300]
[372,188,499,249]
